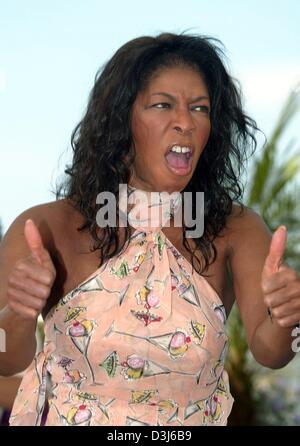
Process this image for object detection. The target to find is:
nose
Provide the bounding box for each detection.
[172,108,196,134]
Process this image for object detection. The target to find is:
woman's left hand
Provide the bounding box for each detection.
[261,225,300,328]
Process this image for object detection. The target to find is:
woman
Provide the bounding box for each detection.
[0,375,23,426]
[1,32,299,426]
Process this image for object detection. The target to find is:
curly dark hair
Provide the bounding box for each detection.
[55,31,260,276]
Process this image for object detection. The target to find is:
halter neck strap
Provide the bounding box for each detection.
[119,185,182,232]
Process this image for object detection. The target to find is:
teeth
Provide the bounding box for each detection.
[170,145,191,154]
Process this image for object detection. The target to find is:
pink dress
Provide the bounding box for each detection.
[9,187,234,426]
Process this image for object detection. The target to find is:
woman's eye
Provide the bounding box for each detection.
[192,105,210,113]
[152,102,170,109]
[151,103,210,113]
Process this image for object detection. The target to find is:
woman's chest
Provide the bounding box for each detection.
[162,228,235,318]
[44,222,235,320]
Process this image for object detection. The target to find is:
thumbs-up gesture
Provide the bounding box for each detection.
[262,225,300,328]
[7,219,57,320]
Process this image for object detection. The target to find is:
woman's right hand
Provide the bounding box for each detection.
[6,219,57,320]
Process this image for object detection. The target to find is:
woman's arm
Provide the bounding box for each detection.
[228,206,297,369]
[0,307,37,376]
[0,206,56,376]
[0,374,23,410]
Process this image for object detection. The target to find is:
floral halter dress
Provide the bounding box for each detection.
[9,186,234,426]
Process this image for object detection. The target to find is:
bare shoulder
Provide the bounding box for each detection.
[0,198,77,311]
[227,202,268,228]
[1,198,80,256]
[224,202,272,257]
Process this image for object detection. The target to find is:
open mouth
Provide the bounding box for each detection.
[164,145,194,175]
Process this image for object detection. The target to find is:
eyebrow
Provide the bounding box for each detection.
[150,92,210,102]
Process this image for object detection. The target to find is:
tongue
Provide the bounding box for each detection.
[165,152,189,169]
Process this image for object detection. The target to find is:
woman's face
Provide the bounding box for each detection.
[130,66,211,192]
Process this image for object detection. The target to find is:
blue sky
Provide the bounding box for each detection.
[0,0,300,232]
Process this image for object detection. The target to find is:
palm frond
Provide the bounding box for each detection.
[247,87,300,207]
[260,153,300,214]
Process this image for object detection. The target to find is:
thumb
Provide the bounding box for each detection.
[263,225,287,276]
[24,219,46,265]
